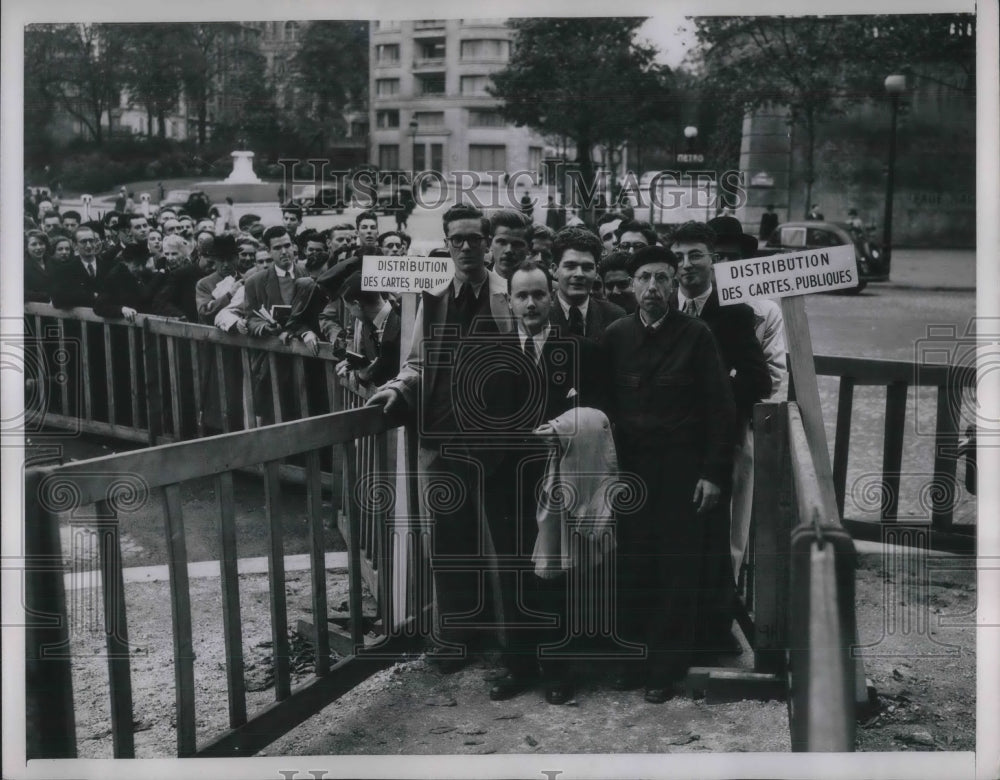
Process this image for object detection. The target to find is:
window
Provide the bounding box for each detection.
[529,146,543,177]
[376,110,400,129]
[413,111,445,127]
[460,75,490,96]
[284,21,300,42]
[375,78,400,97]
[807,228,839,247]
[460,39,510,60]
[468,109,505,128]
[374,20,401,31]
[417,39,446,60]
[469,144,506,171]
[416,74,446,96]
[349,120,368,138]
[414,19,445,30]
[376,44,400,64]
[379,144,400,170]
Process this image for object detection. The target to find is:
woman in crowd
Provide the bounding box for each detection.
[49,235,75,265]
[24,229,51,302]
[147,228,165,270]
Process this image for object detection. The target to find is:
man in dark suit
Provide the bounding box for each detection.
[335,272,401,389]
[548,227,627,342]
[367,204,518,684]
[49,225,113,309]
[759,204,779,241]
[667,220,771,659]
[602,246,737,703]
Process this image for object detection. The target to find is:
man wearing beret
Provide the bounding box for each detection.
[601,245,737,703]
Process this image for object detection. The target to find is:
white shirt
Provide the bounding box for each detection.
[677,283,713,317]
[517,322,551,363]
[451,275,488,299]
[556,292,589,332]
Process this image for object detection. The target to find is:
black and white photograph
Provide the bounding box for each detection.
[2,0,997,778]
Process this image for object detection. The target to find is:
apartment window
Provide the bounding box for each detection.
[375,78,400,97]
[376,110,400,128]
[417,39,446,60]
[529,146,543,177]
[374,20,401,31]
[413,111,445,128]
[469,144,506,171]
[460,39,510,60]
[350,120,368,138]
[460,75,490,96]
[468,109,505,128]
[414,19,445,30]
[379,144,400,170]
[284,21,300,42]
[376,44,400,64]
[416,74,446,96]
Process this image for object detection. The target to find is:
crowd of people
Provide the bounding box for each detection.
[23,187,788,706]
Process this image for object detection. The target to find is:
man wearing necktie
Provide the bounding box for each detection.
[368,205,520,685]
[668,221,771,662]
[549,227,627,343]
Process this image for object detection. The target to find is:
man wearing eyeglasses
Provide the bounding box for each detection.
[378,230,407,257]
[601,245,737,704]
[549,227,627,342]
[367,204,518,684]
[614,219,658,254]
[50,226,113,309]
[487,209,532,279]
[667,220,772,662]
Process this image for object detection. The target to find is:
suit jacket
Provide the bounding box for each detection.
[93,263,169,319]
[24,257,50,303]
[152,264,204,321]
[380,270,514,414]
[243,264,310,337]
[670,287,772,423]
[354,308,402,388]
[196,269,243,323]
[49,255,114,309]
[550,296,627,342]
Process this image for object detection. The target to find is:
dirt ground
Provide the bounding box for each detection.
[64,544,975,759]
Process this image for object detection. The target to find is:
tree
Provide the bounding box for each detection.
[488,18,672,213]
[25,23,126,145]
[691,14,975,217]
[290,21,369,154]
[178,22,246,147]
[119,24,187,139]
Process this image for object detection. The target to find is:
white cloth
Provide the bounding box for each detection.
[532,407,618,578]
[677,283,713,317]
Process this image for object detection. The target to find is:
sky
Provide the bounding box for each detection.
[638,14,698,69]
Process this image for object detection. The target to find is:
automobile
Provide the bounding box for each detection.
[760,220,891,293]
[374,171,414,214]
[157,189,220,221]
[292,183,347,215]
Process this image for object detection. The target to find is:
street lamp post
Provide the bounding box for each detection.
[408,119,419,173]
[883,74,906,267]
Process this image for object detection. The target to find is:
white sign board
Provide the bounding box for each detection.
[360,255,454,294]
[714,244,858,305]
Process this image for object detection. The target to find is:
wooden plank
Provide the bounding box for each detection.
[374,431,391,629]
[80,321,93,420]
[294,356,310,418]
[240,347,255,430]
[931,376,960,530]
[813,354,961,387]
[166,336,183,439]
[57,318,70,417]
[264,460,292,700]
[29,406,389,507]
[190,341,204,438]
[217,344,232,433]
[127,327,141,428]
[881,382,909,521]
[41,414,152,443]
[24,469,77,759]
[832,376,855,518]
[751,402,793,674]
[780,297,839,522]
[161,483,197,756]
[141,322,163,447]
[214,472,247,728]
[325,362,345,513]
[343,439,365,650]
[102,323,117,427]
[94,502,135,758]
[268,352,284,424]
[305,451,331,675]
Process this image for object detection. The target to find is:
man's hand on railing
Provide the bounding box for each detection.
[366,387,402,413]
[301,331,319,356]
[692,478,721,515]
[121,306,138,324]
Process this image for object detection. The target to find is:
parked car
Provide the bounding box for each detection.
[292,183,347,215]
[760,220,891,293]
[157,189,220,220]
[374,171,414,214]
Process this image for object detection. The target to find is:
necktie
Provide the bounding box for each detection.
[87,263,95,278]
[454,283,476,332]
[362,320,379,359]
[568,305,585,337]
[524,332,537,364]
[683,298,698,317]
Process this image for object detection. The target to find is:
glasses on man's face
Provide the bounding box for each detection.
[633,271,674,286]
[447,234,485,249]
[619,241,649,252]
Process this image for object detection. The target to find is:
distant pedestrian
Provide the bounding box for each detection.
[759,204,779,240]
[807,203,824,221]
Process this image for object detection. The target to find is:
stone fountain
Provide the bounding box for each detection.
[224,150,263,185]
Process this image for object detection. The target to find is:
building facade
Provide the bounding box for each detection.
[369,18,548,176]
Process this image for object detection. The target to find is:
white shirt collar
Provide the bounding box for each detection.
[517,322,551,359]
[451,275,488,297]
[556,291,589,322]
[372,299,392,330]
[677,283,713,316]
[273,264,293,278]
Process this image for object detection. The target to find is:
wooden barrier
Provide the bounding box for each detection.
[24,407,415,758]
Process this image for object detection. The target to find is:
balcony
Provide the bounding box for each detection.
[413,57,446,71]
[414,19,446,30]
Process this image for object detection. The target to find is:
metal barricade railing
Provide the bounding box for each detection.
[24,406,416,759]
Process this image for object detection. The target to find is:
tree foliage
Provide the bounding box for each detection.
[118,24,188,139]
[488,18,673,193]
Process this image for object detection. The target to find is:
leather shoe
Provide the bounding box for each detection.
[644,686,675,704]
[544,680,573,705]
[489,672,535,701]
